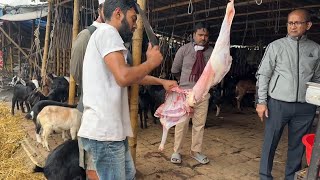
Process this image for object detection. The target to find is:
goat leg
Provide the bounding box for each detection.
[20,101,25,113]
[11,98,16,115]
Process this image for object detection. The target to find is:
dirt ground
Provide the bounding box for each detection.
[1,83,312,180]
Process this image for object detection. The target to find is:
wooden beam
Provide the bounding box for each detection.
[152,0,204,12]
[0,27,28,58]
[165,4,320,30]
[54,0,73,7]
[129,0,145,164]
[41,0,52,77]
[68,0,79,105]
[153,0,276,23]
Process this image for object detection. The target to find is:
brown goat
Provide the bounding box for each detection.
[235,80,256,111]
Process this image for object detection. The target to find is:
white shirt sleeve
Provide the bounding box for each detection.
[94,25,128,62]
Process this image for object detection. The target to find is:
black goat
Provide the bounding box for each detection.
[11,82,36,115]
[33,140,86,180]
[138,86,152,129]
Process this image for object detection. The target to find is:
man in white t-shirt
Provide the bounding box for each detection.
[78,0,177,179]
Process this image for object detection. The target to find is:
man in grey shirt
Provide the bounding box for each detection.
[256,9,320,180]
[170,22,213,164]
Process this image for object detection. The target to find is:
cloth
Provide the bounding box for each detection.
[259,98,316,180]
[171,42,213,89]
[256,35,320,104]
[78,23,132,141]
[173,93,210,153]
[80,137,136,180]
[189,45,208,82]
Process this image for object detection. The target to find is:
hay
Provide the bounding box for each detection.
[0,103,44,180]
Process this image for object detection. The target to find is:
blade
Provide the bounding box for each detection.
[135,3,159,46]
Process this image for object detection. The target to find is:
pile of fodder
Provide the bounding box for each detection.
[0,103,44,180]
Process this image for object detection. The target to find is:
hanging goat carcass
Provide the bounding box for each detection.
[155,0,235,151]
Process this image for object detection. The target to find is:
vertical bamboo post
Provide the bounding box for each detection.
[128,0,145,164]
[1,26,4,67]
[41,0,52,78]
[68,0,79,104]
[56,48,60,75]
[30,19,35,78]
[8,22,13,74]
[18,22,21,74]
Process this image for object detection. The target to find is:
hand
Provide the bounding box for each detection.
[161,80,178,91]
[256,104,268,122]
[145,43,163,69]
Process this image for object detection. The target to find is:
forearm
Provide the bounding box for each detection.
[119,62,155,87]
[138,75,164,86]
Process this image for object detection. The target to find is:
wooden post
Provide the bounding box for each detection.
[30,19,35,78]
[41,0,52,77]
[128,0,145,164]
[8,22,13,74]
[68,0,79,105]
[56,48,60,75]
[18,22,21,74]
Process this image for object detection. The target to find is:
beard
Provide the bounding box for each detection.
[119,18,133,43]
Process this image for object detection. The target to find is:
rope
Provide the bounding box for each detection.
[159,13,176,78]
[255,0,263,5]
[205,0,211,17]
[274,0,281,33]
[187,0,193,14]
[241,2,249,46]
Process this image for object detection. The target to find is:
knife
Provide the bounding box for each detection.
[135,3,159,46]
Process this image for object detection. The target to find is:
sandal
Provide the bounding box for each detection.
[190,152,209,164]
[171,152,182,164]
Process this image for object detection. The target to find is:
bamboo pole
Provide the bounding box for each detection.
[8,22,13,73]
[18,23,21,74]
[56,48,60,75]
[68,0,79,104]
[30,20,35,78]
[41,0,52,77]
[129,0,145,164]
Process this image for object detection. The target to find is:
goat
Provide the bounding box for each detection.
[138,86,152,129]
[25,100,77,125]
[11,83,36,115]
[235,79,256,111]
[33,139,86,180]
[208,86,223,117]
[36,106,81,151]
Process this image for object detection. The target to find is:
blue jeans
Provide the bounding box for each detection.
[80,137,136,180]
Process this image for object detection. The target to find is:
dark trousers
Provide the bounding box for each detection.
[259,98,316,180]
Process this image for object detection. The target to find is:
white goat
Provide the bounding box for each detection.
[35,106,81,151]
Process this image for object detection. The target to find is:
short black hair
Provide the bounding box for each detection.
[103,0,138,21]
[288,9,311,22]
[193,22,210,33]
